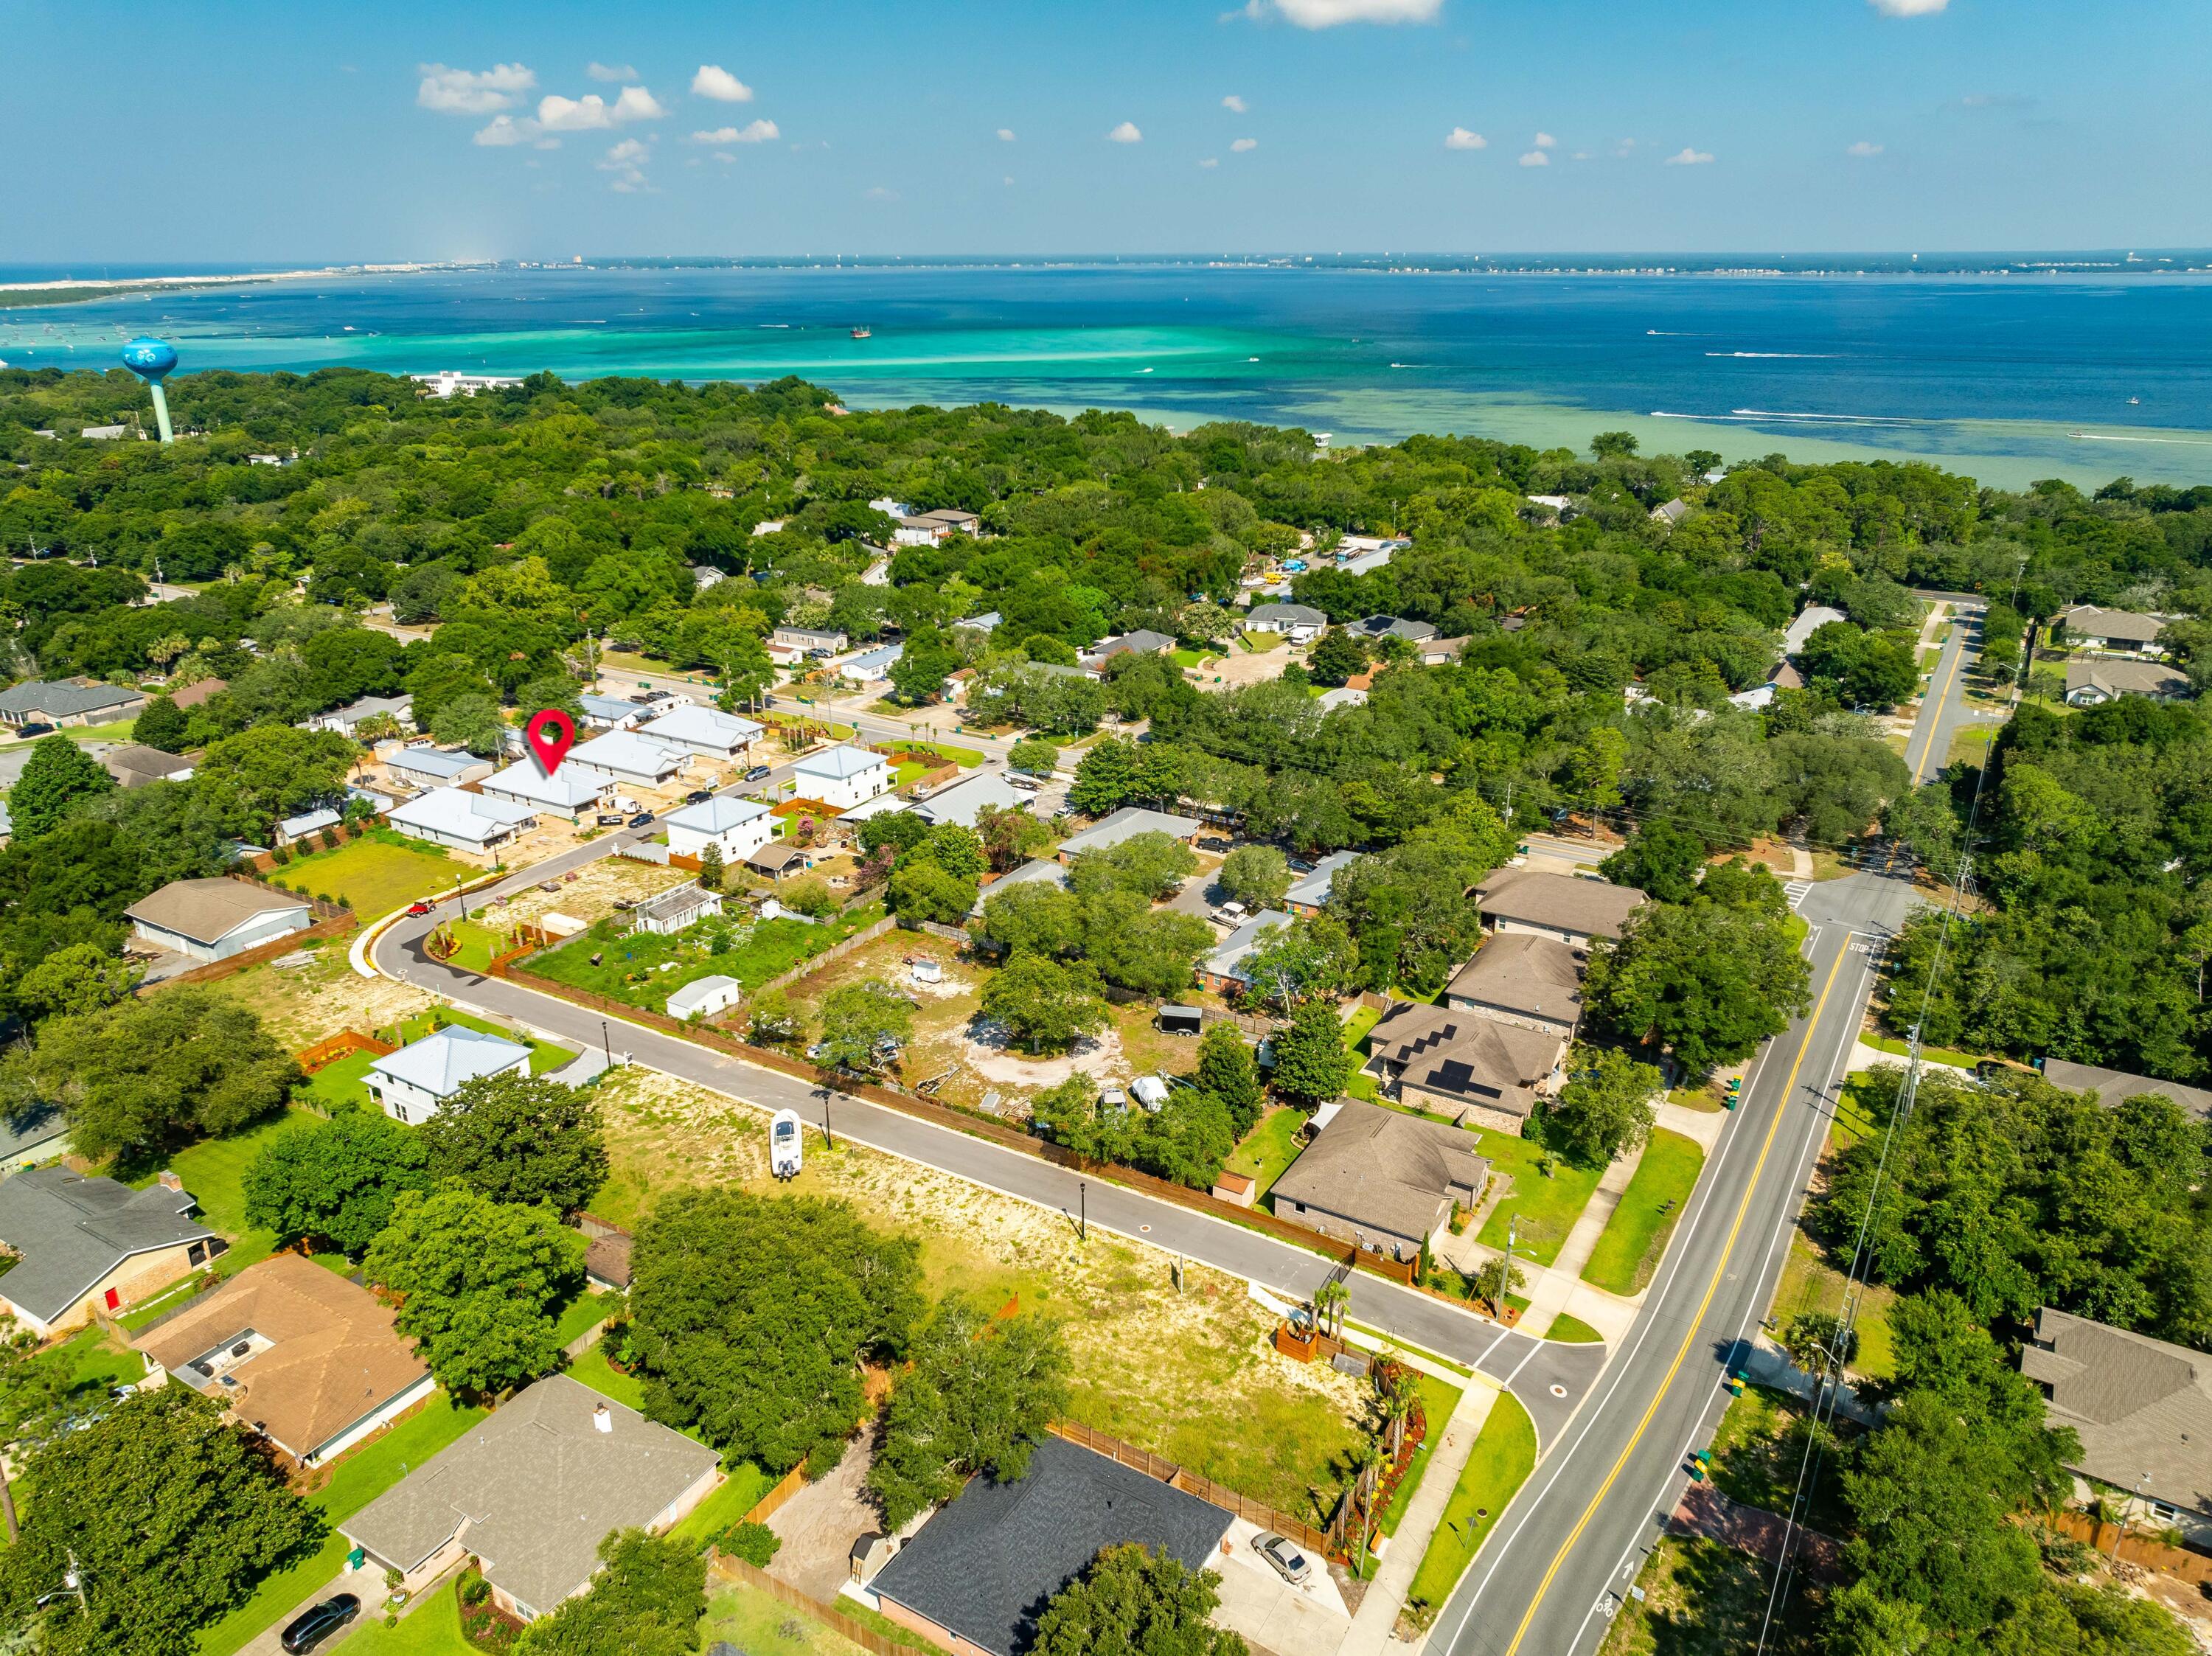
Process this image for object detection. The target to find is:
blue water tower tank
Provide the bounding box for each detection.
[120,337,178,381]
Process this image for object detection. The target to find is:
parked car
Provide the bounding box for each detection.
[1196,835,1233,852]
[280,1594,361,1654]
[404,900,433,917]
[685,789,714,804]
[627,810,655,827]
[745,765,772,782]
[1253,1533,1312,1586]
[1287,856,1316,874]
[596,813,627,827]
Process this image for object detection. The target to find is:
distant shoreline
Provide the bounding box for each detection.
[0,264,472,310]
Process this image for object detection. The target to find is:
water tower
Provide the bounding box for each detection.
[119,337,178,443]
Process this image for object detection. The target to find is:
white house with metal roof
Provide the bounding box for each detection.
[386,787,537,853]
[786,744,894,810]
[366,1026,533,1125]
[1284,849,1358,916]
[910,769,1029,831]
[386,746,494,790]
[562,730,686,788]
[637,704,765,761]
[664,796,776,861]
[578,694,650,731]
[480,762,608,822]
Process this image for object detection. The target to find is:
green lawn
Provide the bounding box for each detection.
[1475,1135,1607,1266]
[528,902,886,1011]
[1545,1313,1604,1344]
[668,1461,779,1547]
[880,737,985,768]
[270,830,458,916]
[1227,1106,1308,1200]
[1858,1029,1989,1070]
[331,1579,472,1656]
[1363,1373,1464,1576]
[1581,1131,1706,1296]
[1666,1085,1724,1114]
[698,1583,875,1656]
[308,1012,575,1111]
[197,1394,487,1656]
[125,1104,322,1277]
[1772,1229,1896,1382]
[1170,648,1207,670]
[566,1343,647,1410]
[1405,1392,1537,1612]
[553,1288,625,1349]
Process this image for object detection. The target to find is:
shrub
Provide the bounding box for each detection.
[459,1571,490,1608]
[714,1520,782,1567]
[271,846,291,866]
[321,827,342,852]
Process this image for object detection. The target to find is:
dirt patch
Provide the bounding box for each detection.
[961,1018,1130,1090]
[593,1066,1369,1520]
[204,946,438,1051]
[476,858,692,930]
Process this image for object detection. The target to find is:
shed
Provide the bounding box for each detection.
[633,882,723,936]
[667,974,742,1021]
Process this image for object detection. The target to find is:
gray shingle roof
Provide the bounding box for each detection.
[1370,1001,1565,1122]
[1447,933,1585,1027]
[0,680,143,720]
[341,1374,720,1616]
[1475,869,1646,943]
[0,1167,215,1325]
[2039,1058,2212,1122]
[2021,1307,2212,1517]
[2064,660,2190,700]
[2061,604,2168,646]
[870,1436,1233,1656]
[1270,1100,1490,1250]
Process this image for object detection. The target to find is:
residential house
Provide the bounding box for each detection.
[0,800,10,846]
[953,611,1003,638]
[125,878,314,963]
[771,624,849,654]
[1284,849,1358,917]
[664,796,776,863]
[633,882,723,936]
[1242,602,1326,644]
[99,742,194,789]
[385,746,493,791]
[968,856,1069,918]
[131,1254,433,1467]
[1475,869,1647,951]
[745,843,813,881]
[0,1104,67,1174]
[302,694,414,738]
[341,1374,720,1621]
[2059,603,2169,657]
[1416,636,1470,666]
[1088,629,1175,663]
[1649,498,1691,527]
[1350,615,1438,645]
[479,762,608,823]
[1782,606,1848,657]
[1367,1001,1567,1134]
[667,975,742,1021]
[385,787,536,853]
[869,1436,1232,1656]
[638,704,765,762]
[2065,660,2191,706]
[0,678,147,731]
[2039,1058,2212,1121]
[578,694,650,731]
[168,678,228,711]
[1525,493,1576,516]
[563,730,686,790]
[2020,1307,2212,1542]
[0,1168,220,1337]
[1445,933,1585,1040]
[1270,1099,1491,1264]
[786,744,893,810]
[893,508,982,547]
[1055,807,1201,862]
[1196,910,1293,998]
[366,1026,533,1126]
[908,770,1029,832]
[274,807,342,848]
[1317,686,1367,712]
[838,644,905,686]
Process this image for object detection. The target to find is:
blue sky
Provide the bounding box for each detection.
[7,0,2208,262]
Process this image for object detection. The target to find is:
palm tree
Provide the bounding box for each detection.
[1352,1436,1388,1571]
[1313,1278,1350,1341]
[1380,1380,1416,1461]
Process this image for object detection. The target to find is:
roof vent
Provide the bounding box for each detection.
[592,1402,613,1434]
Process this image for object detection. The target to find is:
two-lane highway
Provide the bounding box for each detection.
[1430,870,1912,1656]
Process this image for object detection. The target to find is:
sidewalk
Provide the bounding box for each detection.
[1514,1141,1644,1340]
[1340,1381,1500,1655]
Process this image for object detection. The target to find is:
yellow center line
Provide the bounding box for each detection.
[1500,944,1850,1656]
[1912,629,1965,784]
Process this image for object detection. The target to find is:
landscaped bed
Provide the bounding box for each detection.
[1580,1130,1705,1296]
[524,902,886,1012]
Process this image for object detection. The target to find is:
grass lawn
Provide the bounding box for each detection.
[1772,1230,1896,1383]
[272,830,458,916]
[1598,1534,1823,1656]
[126,1104,322,1277]
[1667,1084,1724,1114]
[1545,1314,1604,1344]
[880,737,985,768]
[1858,1029,1989,1070]
[1227,1106,1308,1200]
[552,1287,625,1349]
[1830,1071,1889,1152]
[1708,1382,1855,1537]
[308,1012,574,1110]
[1170,648,1206,670]
[698,1583,874,1656]
[332,1580,473,1656]
[1474,1136,1606,1267]
[529,902,886,1011]
[1405,1393,1537,1612]
[566,1343,647,1410]
[667,1461,778,1546]
[197,1394,486,1656]
[1581,1131,1705,1296]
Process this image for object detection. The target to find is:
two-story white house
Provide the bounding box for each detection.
[366,1026,534,1126]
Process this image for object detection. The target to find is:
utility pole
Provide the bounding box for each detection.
[1079,1179,1088,1242]
[600,1019,612,1067]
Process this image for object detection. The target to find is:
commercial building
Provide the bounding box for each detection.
[125,878,314,963]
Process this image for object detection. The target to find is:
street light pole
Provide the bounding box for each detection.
[601,1019,612,1066]
[1079,1180,1088,1242]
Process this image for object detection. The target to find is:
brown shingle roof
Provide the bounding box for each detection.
[124,877,312,947]
[2020,1307,2212,1517]
[1370,1001,1564,1122]
[1447,933,1585,1027]
[1270,1099,1490,1243]
[133,1254,428,1460]
[1475,869,1646,942]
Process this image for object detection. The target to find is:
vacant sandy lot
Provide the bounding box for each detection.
[206,942,438,1051]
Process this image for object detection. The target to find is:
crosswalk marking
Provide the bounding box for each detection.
[1783,879,1813,909]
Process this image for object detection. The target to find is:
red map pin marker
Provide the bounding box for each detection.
[525,709,577,774]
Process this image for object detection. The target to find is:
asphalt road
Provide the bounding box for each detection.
[1902,600,1989,787]
[1430,869,1914,1656]
[368,898,1608,1444]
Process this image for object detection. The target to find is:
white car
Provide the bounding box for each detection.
[1254,1532,1312,1586]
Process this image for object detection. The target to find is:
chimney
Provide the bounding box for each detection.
[591,1403,612,1435]
[158,1170,184,1192]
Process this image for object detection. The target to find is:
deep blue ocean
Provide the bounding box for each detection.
[7,262,2211,487]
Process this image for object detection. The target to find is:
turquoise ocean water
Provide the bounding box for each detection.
[7,262,2211,487]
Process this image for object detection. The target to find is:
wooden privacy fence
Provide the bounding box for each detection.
[152,911,358,992]
[742,1464,810,1527]
[748,915,900,998]
[1047,1421,1333,1558]
[2046,1509,2212,1585]
[708,1557,914,1656]
[295,1029,395,1073]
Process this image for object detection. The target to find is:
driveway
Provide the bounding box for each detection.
[765,1437,882,1604]
[1211,1518,1352,1656]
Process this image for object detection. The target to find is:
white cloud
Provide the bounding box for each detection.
[691,119,777,144]
[1231,136,1257,152]
[1222,94,1248,114]
[1517,150,1548,167]
[1846,139,1885,157]
[1271,0,1443,25]
[473,115,532,147]
[1107,121,1143,143]
[997,128,1016,142]
[1869,0,1947,13]
[1533,131,1556,148]
[417,63,535,114]
[598,137,653,192]
[714,152,736,164]
[533,86,664,132]
[1663,147,1714,165]
[612,86,665,120]
[1199,157,1220,168]
[587,62,636,82]
[1444,127,1486,150]
[601,138,650,164]
[692,64,754,102]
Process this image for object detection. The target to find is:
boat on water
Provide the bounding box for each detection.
[850,326,872,339]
